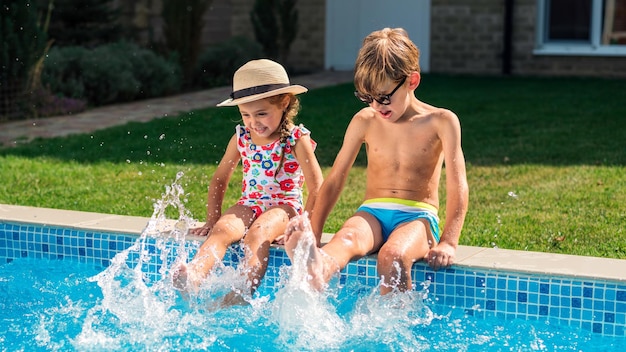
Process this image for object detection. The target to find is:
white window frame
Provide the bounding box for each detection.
[535,0,626,56]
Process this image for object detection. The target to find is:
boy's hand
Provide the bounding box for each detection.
[425,242,456,270]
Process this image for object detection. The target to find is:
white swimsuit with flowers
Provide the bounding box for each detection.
[235,124,316,218]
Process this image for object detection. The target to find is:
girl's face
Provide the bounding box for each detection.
[238,96,288,143]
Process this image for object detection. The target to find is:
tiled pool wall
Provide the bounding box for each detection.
[1,220,625,337]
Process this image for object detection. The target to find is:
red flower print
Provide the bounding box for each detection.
[284,161,299,173]
[271,153,281,161]
[262,142,276,151]
[250,205,263,217]
[249,192,262,199]
[265,170,275,177]
[243,159,250,173]
[279,179,295,191]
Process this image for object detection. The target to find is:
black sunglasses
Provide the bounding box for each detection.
[354,78,406,105]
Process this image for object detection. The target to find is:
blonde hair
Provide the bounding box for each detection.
[354,28,420,95]
[267,93,300,143]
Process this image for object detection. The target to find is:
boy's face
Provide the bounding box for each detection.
[354,78,406,106]
[356,78,408,121]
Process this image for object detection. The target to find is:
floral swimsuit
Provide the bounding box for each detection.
[235,124,316,218]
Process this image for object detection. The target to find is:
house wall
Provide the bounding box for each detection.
[430,0,626,77]
[116,0,626,77]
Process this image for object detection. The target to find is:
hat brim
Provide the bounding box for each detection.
[217,85,308,107]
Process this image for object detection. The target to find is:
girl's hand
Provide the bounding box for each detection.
[190,224,212,236]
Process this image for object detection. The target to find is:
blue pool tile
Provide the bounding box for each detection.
[539,305,548,316]
[518,292,527,303]
[617,290,626,301]
[593,323,603,333]
[572,297,581,308]
[583,287,593,298]
[475,277,485,288]
[605,312,615,323]
[540,283,549,294]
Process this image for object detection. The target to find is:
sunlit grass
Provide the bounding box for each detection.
[1,74,625,259]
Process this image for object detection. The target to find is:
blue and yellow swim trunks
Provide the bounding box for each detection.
[356,198,441,243]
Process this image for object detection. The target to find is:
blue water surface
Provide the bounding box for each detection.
[2,257,625,351]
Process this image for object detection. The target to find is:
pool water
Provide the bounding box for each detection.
[2,174,625,351]
[2,256,625,351]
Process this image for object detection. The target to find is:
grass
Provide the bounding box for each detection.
[1,74,625,259]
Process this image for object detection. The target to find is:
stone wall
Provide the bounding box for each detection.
[430,0,505,74]
[116,0,324,72]
[229,0,325,72]
[116,0,626,77]
[430,0,626,77]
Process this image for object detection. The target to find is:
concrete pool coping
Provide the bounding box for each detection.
[1,203,625,283]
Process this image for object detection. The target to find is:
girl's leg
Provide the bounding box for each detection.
[377,219,432,295]
[239,205,296,294]
[173,205,255,292]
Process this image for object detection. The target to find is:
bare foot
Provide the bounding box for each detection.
[284,215,327,291]
[219,291,250,307]
[171,262,201,295]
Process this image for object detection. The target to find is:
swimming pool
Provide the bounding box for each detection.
[1,203,626,350]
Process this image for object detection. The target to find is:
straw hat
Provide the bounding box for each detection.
[217,59,308,107]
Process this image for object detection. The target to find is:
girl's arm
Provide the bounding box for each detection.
[194,134,241,236]
[293,134,324,215]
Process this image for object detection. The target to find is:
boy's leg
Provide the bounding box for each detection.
[285,211,383,290]
[377,219,432,295]
[173,205,254,292]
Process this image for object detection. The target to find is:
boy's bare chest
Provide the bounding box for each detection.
[366,123,439,158]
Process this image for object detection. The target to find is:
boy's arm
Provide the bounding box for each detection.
[293,134,324,215]
[427,110,469,270]
[192,134,241,236]
[310,112,368,241]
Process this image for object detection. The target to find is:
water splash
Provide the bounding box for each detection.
[65,173,445,350]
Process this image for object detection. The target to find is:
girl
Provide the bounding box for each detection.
[173,59,323,304]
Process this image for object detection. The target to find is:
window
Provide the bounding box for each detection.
[535,0,626,55]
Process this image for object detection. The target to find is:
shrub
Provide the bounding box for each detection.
[43,0,122,47]
[42,42,182,106]
[193,36,263,89]
[1,1,47,120]
[25,87,87,118]
[162,0,213,85]
[250,0,298,65]
[109,42,182,99]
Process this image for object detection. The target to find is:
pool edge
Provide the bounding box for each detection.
[1,203,625,283]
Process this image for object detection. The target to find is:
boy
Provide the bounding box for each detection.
[284,28,469,294]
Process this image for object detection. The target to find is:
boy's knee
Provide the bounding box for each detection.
[378,244,409,266]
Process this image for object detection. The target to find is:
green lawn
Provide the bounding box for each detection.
[1,74,625,259]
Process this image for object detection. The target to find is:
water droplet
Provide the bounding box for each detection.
[159,134,166,140]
